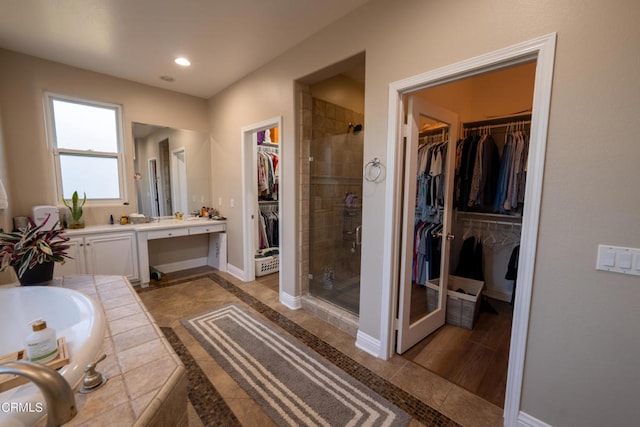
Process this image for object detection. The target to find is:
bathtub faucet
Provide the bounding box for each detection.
[0,360,77,427]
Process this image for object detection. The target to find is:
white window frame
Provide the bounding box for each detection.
[44,92,128,206]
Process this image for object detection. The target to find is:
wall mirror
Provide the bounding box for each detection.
[132,122,211,217]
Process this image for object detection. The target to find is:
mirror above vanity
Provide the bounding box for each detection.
[132,122,211,217]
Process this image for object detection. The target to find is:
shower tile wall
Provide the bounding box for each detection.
[298,87,363,309]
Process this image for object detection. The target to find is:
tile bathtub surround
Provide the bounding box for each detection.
[58,275,188,427]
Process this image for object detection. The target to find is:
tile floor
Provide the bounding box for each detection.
[137,270,504,427]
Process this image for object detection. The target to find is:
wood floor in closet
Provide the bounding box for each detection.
[402,296,513,408]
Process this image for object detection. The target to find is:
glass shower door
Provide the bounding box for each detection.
[308,129,363,315]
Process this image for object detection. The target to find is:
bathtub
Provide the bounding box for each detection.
[0,285,106,426]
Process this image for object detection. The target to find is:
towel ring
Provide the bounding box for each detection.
[364,158,383,183]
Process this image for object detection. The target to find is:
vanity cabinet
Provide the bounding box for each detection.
[136,219,226,287]
[55,231,139,281]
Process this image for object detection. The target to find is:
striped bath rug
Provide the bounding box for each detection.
[182,303,410,426]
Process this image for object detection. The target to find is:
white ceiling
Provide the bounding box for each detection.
[0,0,370,99]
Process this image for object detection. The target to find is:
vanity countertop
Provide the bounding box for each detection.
[134,217,226,231]
[63,218,226,236]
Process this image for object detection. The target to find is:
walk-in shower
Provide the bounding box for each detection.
[306,100,364,316]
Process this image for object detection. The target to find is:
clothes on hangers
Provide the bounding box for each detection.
[454,236,484,281]
[506,244,520,304]
[257,150,279,200]
[412,221,442,285]
[456,123,529,214]
[416,140,447,222]
[494,131,529,214]
[258,207,279,250]
[455,134,499,211]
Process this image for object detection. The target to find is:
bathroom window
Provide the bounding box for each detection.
[44,93,126,203]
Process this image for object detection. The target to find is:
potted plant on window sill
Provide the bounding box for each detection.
[0,217,70,285]
[62,190,86,229]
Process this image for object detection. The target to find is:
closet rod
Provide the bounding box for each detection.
[463,113,531,129]
[464,120,530,133]
[462,218,522,227]
[258,145,279,153]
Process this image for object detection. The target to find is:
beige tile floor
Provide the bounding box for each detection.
[138,272,504,427]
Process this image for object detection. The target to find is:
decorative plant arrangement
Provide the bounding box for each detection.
[62,190,86,229]
[0,216,70,284]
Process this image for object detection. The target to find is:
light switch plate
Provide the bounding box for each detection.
[596,244,640,276]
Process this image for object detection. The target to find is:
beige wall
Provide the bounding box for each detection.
[310,74,365,115]
[206,0,640,425]
[1,0,640,424]
[0,48,208,228]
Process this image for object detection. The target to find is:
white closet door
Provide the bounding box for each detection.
[396,96,458,354]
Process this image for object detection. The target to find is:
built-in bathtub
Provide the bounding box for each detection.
[0,286,106,426]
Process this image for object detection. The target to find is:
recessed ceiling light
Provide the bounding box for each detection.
[160,75,175,82]
[174,57,191,67]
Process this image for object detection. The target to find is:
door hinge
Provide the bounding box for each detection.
[401,123,411,139]
[393,317,400,330]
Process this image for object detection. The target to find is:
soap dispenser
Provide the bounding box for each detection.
[25,319,58,363]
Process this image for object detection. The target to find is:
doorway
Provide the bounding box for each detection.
[297,54,366,318]
[241,116,283,293]
[148,158,160,217]
[382,34,556,425]
[158,139,172,215]
[171,147,188,214]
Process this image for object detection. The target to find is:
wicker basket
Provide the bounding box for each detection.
[255,254,279,277]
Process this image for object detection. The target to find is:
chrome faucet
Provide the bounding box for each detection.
[0,361,77,427]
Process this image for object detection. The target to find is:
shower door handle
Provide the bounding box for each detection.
[355,225,362,245]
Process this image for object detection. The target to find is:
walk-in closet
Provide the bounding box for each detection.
[398,61,536,408]
[255,127,280,282]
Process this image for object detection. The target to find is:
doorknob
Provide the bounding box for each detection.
[355,225,362,245]
[434,231,455,240]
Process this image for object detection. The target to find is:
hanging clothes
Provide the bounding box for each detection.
[412,133,448,285]
[415,139,447,223]
[258,205,279,249]
[257,150,279,200]
[455,134,499,211]
[456,121,530,215]
[494,130,529,214]
[454,236,484,281]
[412,221,442,284]
[506,244,520,304]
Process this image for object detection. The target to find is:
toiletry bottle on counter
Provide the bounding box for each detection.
[25,320,58,363]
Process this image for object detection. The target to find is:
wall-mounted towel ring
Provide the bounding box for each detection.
[364,158,384,183]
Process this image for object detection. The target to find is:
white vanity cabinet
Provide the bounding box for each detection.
[135,219,227,287]
[55,230,139,281]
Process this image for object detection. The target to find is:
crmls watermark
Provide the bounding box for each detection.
[0,401,45,413]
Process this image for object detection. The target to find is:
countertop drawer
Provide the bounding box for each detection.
[189,223,226,235]
[146,227,189,240]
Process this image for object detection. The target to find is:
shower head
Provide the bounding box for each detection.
[348,123,363,135]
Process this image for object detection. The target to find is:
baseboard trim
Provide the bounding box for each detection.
[226,263,245,281]
[484,287,513,303]
[518,411,552,427]
[356,330,384,359]
[279,291,301,310]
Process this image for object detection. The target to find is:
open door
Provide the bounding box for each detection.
[396,96,458,353]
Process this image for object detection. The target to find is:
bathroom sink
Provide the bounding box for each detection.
[0,285,105,426]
